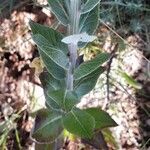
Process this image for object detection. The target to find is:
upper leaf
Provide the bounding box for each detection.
[32,34,69,70]
[84,108,118,129]
[74,67,105,98]
[29,20,68,55]
[81,0,101,14]
[62,108,95,139]
[74,53,110,80]
[48,0,69,26]
[30,21,69,79]
[31,109,63,143]
[39,48,67,79]
[79,5,99,34]
[32,33,68,79]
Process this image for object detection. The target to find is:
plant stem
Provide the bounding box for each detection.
[69,0,81,34]
[66,0,81,90]
[67,44,78,90]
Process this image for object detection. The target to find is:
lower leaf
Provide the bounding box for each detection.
[39,71,63,111]
[84,108,117,129]
[62,108,95,139]
[31,109,63,143]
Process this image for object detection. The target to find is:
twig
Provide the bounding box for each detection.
[110,76,137,101]
[103,44,118,110]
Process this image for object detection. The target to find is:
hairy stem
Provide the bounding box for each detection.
[66,0,81,90]
[67,44,78,90]
[69,0,81,34]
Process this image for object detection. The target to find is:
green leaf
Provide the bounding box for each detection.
[47,90,64,110]
[119,71,142,89]
[33,34,69,70]
[84,108,117,129]
[64,91,79,111]
[39,71,62,91]
[29,20,68,54]
[74,53,109,80]
[48,0,69,26]
[79,5,99,34]
[81,0,100,14]
[47,90,79,111]
[39,71,66,111]
[62,108,95,139]
[45,92,61,111]
[39,48,67,79]
[32,34,68,79]
[74,67,105,98]
[47,90,65,108]
[31,109,63,143]
[30,21,69,79]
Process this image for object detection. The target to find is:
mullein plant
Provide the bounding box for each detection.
[29,0,117,148]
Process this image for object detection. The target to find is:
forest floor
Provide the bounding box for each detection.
[0,1,150,150]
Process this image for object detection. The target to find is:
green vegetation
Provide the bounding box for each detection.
[29,0,117,148]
